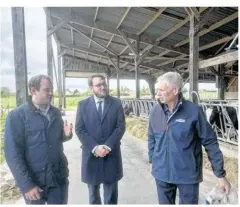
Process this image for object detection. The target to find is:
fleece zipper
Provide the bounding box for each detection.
[166,101,182,183]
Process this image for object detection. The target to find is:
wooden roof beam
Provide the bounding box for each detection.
[144,7,207,63]
[118,29,137,55]
[117,7,131,29]
[61,43,160,72]
[103,7,131,53]
[136,7,166,35]
[68,23,118,56]
[49,12,188,55]
[155,32,237,68]
[88,7,99,48]
[175,11,238,47]
[47,15,72,36]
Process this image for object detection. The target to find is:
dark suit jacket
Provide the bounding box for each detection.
[75,95,126,185]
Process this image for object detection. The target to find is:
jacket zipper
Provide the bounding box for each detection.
[166,124,170,183]
[166,102,182,183]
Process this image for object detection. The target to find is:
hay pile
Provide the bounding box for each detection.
[203,153,238,185]
[0,167,21,204]
[126,117,148,140]
[126,117,238,185]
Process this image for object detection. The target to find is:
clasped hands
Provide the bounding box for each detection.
[94,145,111,157]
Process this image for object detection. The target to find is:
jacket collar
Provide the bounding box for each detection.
[27,96,53,113]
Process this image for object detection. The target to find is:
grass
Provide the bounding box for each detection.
[1,96,17,109]
[0,114,7,163]
[0,95,88,110]
[125,117,238,185]
[54,96,88,110]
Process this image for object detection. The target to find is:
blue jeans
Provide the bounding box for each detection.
[155,179,199,204]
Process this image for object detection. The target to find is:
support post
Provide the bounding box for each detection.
[146,77,156,100]
[216,65,225,100]
[106,73,110,95]
[46,11,53,80]
[11,7,28,106]
[63,68,66,109]
[188,10,199,97]
[117,56,120,98]
[106,68,111,95]
[135,36,140,99]
[57,42,63,109]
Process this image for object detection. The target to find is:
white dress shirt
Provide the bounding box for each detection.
[33,103,51,121]
[92,95,111,156]
[93,95,104,113]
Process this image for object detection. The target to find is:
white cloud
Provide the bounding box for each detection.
[1,7,49,92]
[65,78,88,92]
[110,79,149,91]
[0,7,151,93]
[0,74,16,92]
[0,7,218,95]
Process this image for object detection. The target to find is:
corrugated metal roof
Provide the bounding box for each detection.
[71,7,96,19]
[48,6,238,77]
[120,7,159,33]
[97,7,128,26]
[164,7,187,20]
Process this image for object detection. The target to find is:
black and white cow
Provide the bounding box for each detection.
[209,106,238,131]
[123,103,134,116]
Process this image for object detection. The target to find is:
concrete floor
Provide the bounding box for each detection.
[13,111,228,204]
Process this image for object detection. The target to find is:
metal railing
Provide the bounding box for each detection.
[121,99,238,145]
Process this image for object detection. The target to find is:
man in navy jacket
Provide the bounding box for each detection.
[75,74,125,204]
[4,75,73,204]
[148,72,231,204]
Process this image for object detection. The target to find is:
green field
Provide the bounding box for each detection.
[0,95,88,111]
[54,96,87,110]
[0,113,7,163]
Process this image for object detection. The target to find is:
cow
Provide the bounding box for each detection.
[123,103,134,116]
[209,106,238,131]
[207,105,238,143]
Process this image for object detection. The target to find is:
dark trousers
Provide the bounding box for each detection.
[23,178,69,205]
[155,179,199,204]
[88,182,118,204]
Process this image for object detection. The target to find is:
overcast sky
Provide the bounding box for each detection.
[0,7,217,93]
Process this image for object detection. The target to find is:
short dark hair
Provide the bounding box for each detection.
[28,75,52,93]
[88,74,106,87]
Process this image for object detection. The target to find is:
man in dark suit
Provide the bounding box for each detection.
[75,74,126,204]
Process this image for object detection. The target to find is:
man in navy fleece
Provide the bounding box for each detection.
[148,72,231,204]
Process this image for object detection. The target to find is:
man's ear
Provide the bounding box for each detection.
[30,87,37,95]
[174,87,179,96]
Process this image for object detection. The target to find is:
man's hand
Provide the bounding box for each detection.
[95,145,110,157]
[24,186,43,200]
[217,177,231,194]
[64,120,73,137]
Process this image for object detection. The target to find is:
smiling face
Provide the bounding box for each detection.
[91,76,108,98]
